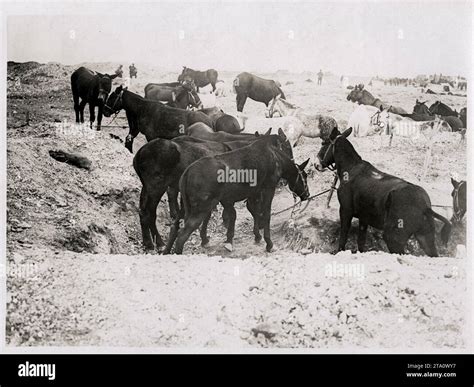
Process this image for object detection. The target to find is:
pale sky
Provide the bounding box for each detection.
[6,1,472,77]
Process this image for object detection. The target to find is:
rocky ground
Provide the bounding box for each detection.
[6,61,469,349]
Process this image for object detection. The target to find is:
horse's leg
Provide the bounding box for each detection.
[89,103,96,129]
[167,186,179,220]
[211,81,216,93]
[357,221,368,253]
[73,93,80,123]
[258,188,276,252]
[199,211,212,247]
[222,204,236,251]
[96,104,103,131]
[174,210,210,254]
[139,186,166,250]
[246,197,262,243]
[79,100,87,123]
[125,113,138,153]
[337,207,353,252]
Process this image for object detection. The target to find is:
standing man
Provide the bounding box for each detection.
[317,69,324,85]
[129,63,137,79]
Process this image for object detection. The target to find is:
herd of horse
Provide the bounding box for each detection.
[69,66,467,257]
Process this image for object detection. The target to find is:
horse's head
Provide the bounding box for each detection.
[451,177,466,224]
[346,84,364,102]
[315,127,352,171]
[413,99,429,115]
[276,127,294,160]
[97,73,119,104]
[103,85,126,117]
[288,158,311,201]
[178,66,191,82]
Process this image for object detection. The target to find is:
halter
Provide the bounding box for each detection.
[105,89,124,113]
[320,134,341,171]
[452,180,466,222]
[370,110,385,129]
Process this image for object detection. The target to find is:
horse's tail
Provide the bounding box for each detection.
[278,87,286,100]
[425,207,452,245]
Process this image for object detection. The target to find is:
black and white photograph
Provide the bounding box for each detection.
[1,0,472,373]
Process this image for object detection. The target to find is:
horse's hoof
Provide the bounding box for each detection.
[254,238,262,244]
[266,244,274,252]
[224,243,233,252]
[201,238,210,247]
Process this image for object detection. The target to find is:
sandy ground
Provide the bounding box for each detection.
[6,62,469,349]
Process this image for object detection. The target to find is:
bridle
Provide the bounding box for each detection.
[452,181,466,222]
[105,89,124,113]
[320,135,341,171]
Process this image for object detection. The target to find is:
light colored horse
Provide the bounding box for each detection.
[197,91,217,108]
[267,95,338,141]
[347,105,387,137]
[237,113,307,146]
[377,110,452,179]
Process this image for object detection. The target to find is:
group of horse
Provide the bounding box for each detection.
[69,66,466,257]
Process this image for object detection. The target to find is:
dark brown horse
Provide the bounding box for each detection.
[234,72,285,112]
[178,67,218,92]
[71,67,119,130]
[315,127,451,256]
[346,84,407,115]
[165,132,309,254]
[103,86,213,152]
[133,135,263,250]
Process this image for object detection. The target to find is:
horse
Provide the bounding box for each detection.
[315,127,451,256]
[267,94,338,141]
[233,72,285,112]
[187,122,260,141]
[347,105,388,137]
[373,108,452,179]
[238,114,308,147]
[71,67,119,130]
[429,101,458,117]
[409,100,463,131]
[451,178,466,224]
[103,86,213,153]
[196,107,242,134]
[133,134,269,250]
[144,82,202,110]
[178,67,218,92]
[346,84,407,115]
[164,132,310,254]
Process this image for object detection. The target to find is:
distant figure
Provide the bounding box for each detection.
[340,75,349,89]
[317,69,324,85]
[129,63,137,79]
[115,64,123,78]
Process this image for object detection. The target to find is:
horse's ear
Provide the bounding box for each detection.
[264,127,272,135]
[276,94,281,100]
[299,158,310,170]
[416,99,419,103]
[379,105,384,112]
[255,131,260,137]
[329,127,339,140]
[277,127,286,138]
[342,127,353,138]
[451,177,459,188]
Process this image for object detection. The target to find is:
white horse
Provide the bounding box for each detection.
[377,110,452,179]
[347,105,387,137]
[237,113,307,147]
[267,95,338,141]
